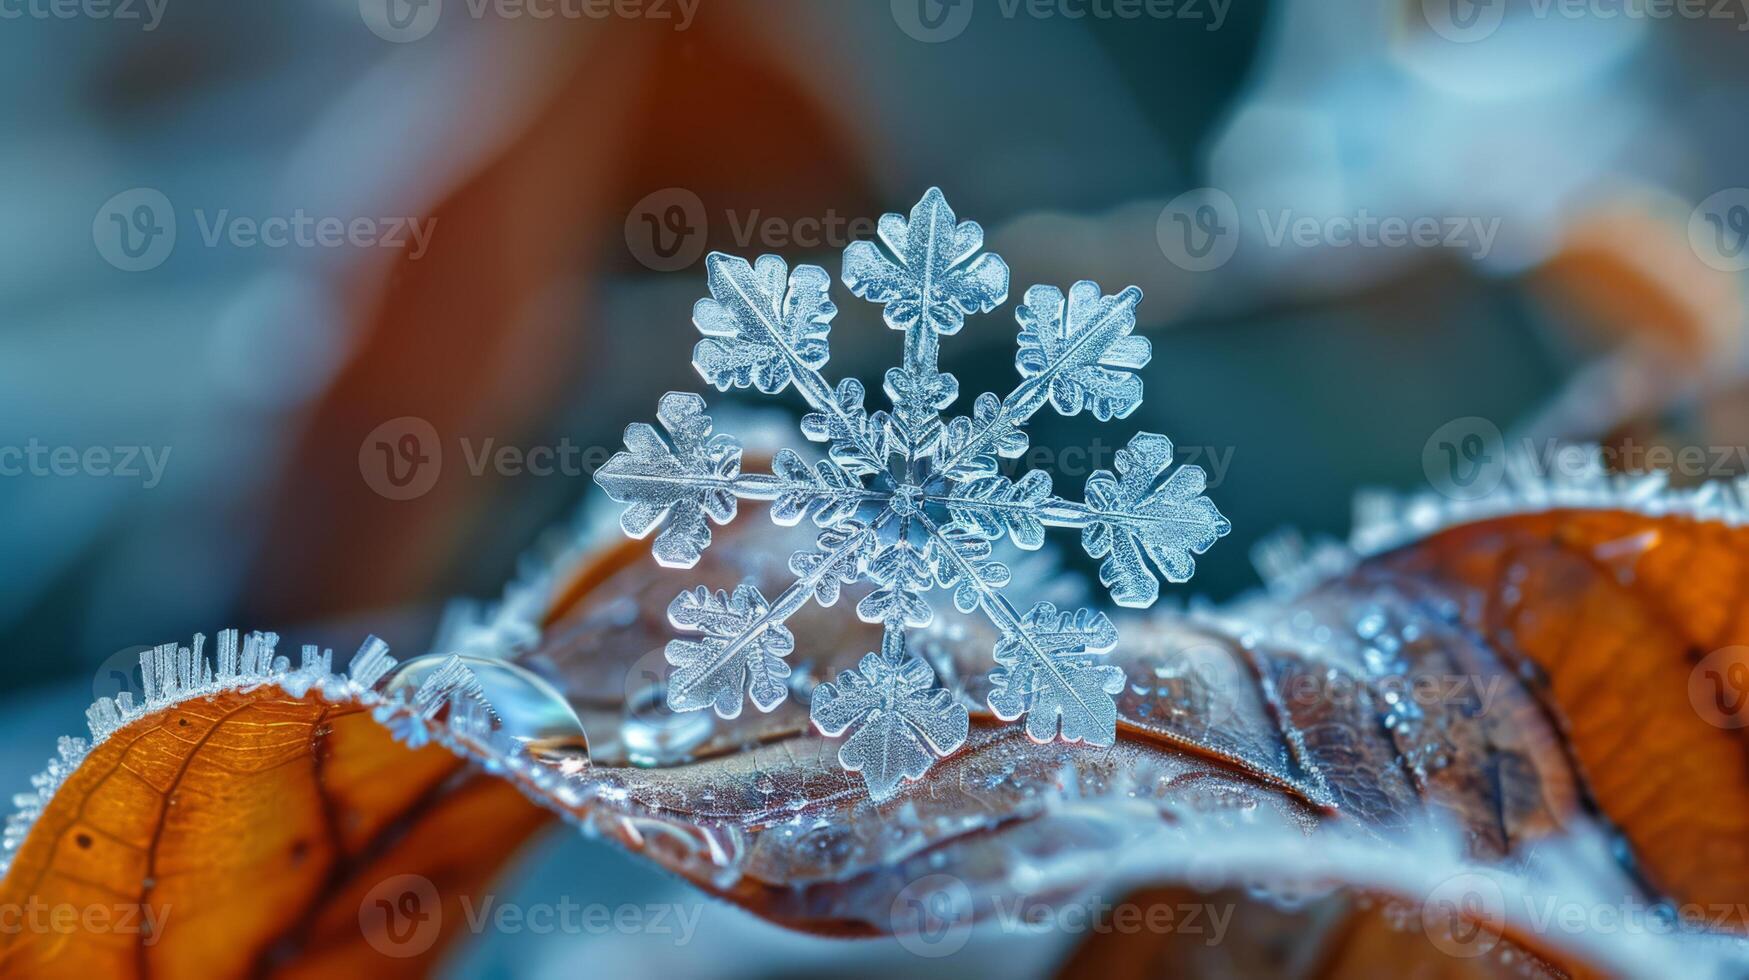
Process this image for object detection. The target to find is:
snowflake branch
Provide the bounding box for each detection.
[710,255,887,467]
[911,511,1107,728]
[666,523,875,715]
[938,284,1145,476]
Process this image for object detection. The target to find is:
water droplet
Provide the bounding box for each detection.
[381,655,589,765]
[621,680,713,766]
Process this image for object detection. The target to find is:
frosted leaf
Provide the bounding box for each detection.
[693,253,836,395]
[594,392,741,568]
[987,602,1125,745]
[596,188,1230,783]
[1014,281,1150,421]
[841,186,1010,338]
[810,630,969,802]
[665,584,794,717]
[1081,433,1231,608]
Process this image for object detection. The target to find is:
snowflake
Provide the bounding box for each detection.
[595,188,1230,801]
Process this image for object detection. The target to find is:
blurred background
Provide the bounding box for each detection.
[2,0,1746,974]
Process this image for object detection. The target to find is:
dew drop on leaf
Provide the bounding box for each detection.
[381,654,589,763]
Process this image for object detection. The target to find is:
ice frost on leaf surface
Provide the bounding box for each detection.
[810,630,969,802]
[595,187,1230,795]
[987,602,1125,744]
[664,585,794,718]
[1082,433,1231,608]
[594,392,741,568]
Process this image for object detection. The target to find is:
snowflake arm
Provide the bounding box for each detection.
[694,252,886,472]
[810,625,969,802]
[843,188,1010,465]
[938,280,1147,480]
[841,186,1010,360]
[930,433,1230,607]
[987,602,1125,745]
[594,394,883,566]
[1077,433,1230,607]
[664,523,872,717]
[912,509,1125,746]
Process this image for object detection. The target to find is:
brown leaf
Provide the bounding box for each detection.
[0,687,549,977]
[6,480,1749,977]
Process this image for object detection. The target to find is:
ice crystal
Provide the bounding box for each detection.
[595,188,1231,801]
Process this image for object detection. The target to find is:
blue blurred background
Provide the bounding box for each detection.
[2,0,1747,974]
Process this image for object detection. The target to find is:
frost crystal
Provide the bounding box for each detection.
[595,188,1230,801]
